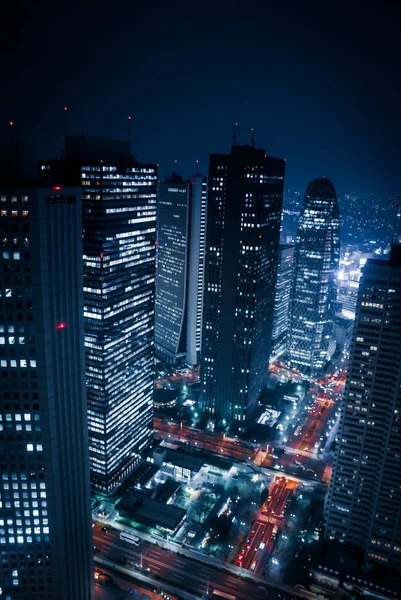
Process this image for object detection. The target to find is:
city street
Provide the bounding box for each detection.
[237,476,296,574]
[93,528,276,599]
[154,418,254,463]
[286,396,336,455]
[95,572,164,599]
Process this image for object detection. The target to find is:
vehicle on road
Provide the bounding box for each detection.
[101,527,110,533]
[120,531,140,545]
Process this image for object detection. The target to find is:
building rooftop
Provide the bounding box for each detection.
[154,478,181,503]
[315,541,401,597]
[154,447,166,456]
[116,490,186,533]
[164,449,204,473]
[156,445,233,473]
[201,452,233,472]
[120,461,159,494]
[259,387,284,408]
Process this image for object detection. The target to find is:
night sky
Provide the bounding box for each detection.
[2,0,400,194]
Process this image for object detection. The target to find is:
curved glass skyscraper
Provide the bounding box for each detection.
[289,178,340,376]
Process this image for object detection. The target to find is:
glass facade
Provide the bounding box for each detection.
[41,139,157,493]
[155,175,207,366]
[289,178,340,376]
[0,187,92,599]
[187,175,207,365]
[325,246,401,569]
[201,145,285,421]
[83,163,157,492]
[271,244,294,360]
[155,178,189,364]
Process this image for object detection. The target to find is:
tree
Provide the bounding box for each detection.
[260,487,269,504]
[189,491,213,523]
[206,514,231,541]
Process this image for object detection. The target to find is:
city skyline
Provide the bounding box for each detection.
[1,128,401,598]
[2,1,401,596]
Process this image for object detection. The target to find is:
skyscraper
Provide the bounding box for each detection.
[41,135,157,493]
[0,185,93,599]
[155,174,207,365]
[187,175,208,366]
[289,178,340,376]
[201,143,285,421]
[271,244,294,361]
[325,245,401,570]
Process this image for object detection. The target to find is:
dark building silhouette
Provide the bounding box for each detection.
[325,244,401,570]
[200,143,285,421]
[289,178,340,375]
[0,182,93,599]
[40,135,157,493]
[155,174,207,365]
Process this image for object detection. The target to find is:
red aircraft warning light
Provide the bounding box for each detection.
[56,323,67,330]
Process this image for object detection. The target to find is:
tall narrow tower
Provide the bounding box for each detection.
[271,244,294,361]
[201,144,285,421]
[0,184,93,599]
[155,174,207,366]
[289,178,340,376]
[325,245,401,570]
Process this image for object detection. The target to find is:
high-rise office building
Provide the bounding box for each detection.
[0,185,93,599]
[289,178,340,376]
[201,143,285,421]
[325,245,401,570]
[187,175,208,366]
[271,244,294,361]
[155,174,207,366]
[41,135,157,493]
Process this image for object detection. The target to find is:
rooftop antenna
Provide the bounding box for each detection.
[63,106,68,138]
[8,120,16,144]
[251,128,255,147]
[61,107,68,158]
[232,122,238,146]
[128,115,132,152]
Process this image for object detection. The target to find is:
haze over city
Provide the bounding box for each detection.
[2,0,401,193]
